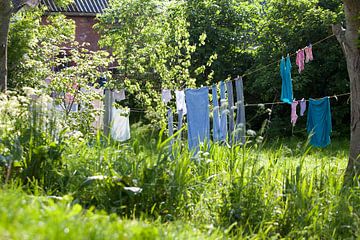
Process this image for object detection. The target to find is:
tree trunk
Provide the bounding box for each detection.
[0,0,12,92]
[333,0,360,184]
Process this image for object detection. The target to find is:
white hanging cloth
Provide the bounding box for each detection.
[111,107,130,142]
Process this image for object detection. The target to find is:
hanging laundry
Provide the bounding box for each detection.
[305,44,314,63]
[291,100,298,126]
[307,97,332,147]
[219,81,228,141]
[226,81,235,144]
[175,90,187,115]
[300,98,307,116]
[185,87,210,152]
[177,109,183,131]
[70,103,79,112]
[296,49,305,73]
[162,89,172,103]
[235,77,246,144]
[280,55,293,104]
[212,84,221,142]
[167,108,174,149]
[114,89,126,101]
[92,88,104,130]
[111,107,131,142]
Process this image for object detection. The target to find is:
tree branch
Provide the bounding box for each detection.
[332,24,348,55]
[12,0,40,13]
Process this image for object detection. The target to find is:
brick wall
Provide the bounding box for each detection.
[69,16,100,52]
[42,15,100,52]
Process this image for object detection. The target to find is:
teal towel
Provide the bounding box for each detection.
[280,55,293,104]
[307,97,332,147]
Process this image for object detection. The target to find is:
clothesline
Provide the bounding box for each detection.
[121,33,336,92]
[126,92,350,112]
[240,33,335,78]
[244,92,350,107]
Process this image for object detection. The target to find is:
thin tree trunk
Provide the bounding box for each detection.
[333,0,360,184]
[0,0,12,92]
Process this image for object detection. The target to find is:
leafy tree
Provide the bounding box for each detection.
[96,0,210,126]
[0,0,74,91]
[240,0,347,136]
[1,0,41,91]
[8,10,75,89]
[332,0,360,183]
[186,0,259,84]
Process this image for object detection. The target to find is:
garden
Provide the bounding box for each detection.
[0,0,359,239]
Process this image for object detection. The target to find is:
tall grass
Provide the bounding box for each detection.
[56,124,358,239]
[1,93,359,238]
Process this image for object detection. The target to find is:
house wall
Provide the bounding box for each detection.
[42,15,100,52]
[68,16,100,52]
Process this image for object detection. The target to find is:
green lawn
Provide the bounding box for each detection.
[1,127,358,239]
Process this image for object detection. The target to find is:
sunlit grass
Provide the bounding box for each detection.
[1,96,358,239]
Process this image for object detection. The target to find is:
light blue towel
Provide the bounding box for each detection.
[219,81,228,141]
[212,84,221,142]
[280,55,293,104]
[167,108,174,147]
[307,97,332,147]
[227,81,235,144]
[235,77,246,144]
[177,109,183,131]
[185,87,210,152]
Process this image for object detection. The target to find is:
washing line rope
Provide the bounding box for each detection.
[244,92,350,107]
[240,33,335,79]
[127,92,350,112]
[122,33,341,112]
[125,33,336,92]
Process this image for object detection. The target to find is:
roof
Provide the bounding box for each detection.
[42,0,109,15]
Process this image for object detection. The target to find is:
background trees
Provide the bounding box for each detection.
[1,0,352,140]
[96,0,348,135]
[332,0,360,182]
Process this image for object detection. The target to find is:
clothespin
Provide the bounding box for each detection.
[334,95,338,101]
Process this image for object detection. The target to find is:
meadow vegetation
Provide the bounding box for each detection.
[0,93,358,239]
[1,0,358,239]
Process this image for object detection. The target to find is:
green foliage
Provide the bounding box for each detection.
[96,0,214,127]
[0,91,67,192]
[8,9,75,89]
[1,125,360,239]
[42,42,113,133]
[0,187,222,239]
[186,0,259,83]
[243,0,348,136]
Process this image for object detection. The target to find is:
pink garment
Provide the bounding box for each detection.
[305,45,313,63]
[291,100,298,126]
[296,49,305,73]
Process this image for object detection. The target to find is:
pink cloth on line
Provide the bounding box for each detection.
[305,45,314,63]
[296,49,305,74]
[291,100,298,126]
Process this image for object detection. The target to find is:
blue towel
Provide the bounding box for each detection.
[212,84,221,142]
[280,55,293,104]
[235,77,246,144]
[167,108,174,148]
[219,81,228,141]
[185,87,210,152]
[226,81,235,144]
[177,109,183,131]
[307,97,332,147]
